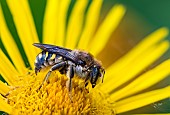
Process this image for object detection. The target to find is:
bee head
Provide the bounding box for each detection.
[90,65,105,88]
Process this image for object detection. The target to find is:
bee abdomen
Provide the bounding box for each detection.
[34,51,64,74]
[34,51,46,73]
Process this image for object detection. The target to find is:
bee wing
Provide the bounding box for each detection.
[33,43,80,64]
[33,43,72,51]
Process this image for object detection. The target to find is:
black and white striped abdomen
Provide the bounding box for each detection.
[34,51,64,74]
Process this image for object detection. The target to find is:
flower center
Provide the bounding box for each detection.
[5,70,114,114]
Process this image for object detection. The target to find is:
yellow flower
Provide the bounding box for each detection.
[0,0,170,114]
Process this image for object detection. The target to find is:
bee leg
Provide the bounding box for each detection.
[84,75,90,87]
[38,61,66,90]
[85,82,89,87]
[66,65,74,102]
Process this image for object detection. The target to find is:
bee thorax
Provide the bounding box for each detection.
[75,65,88,78]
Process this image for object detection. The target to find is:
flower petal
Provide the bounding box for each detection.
[55,0,71,46]
[65,0,88,49]
[77,0,103,50]
[0,81,10,96]
[109,59,170,101]
[0,95,13,114]
[43,0,60,44]
[115,86,170,114]
[0,7,26,74]
[100,41,169,93]
[106,27,169,79]
[6,0,40,68]
[0,50,19,85]
[19,0,39,45]
[88,4,125,56]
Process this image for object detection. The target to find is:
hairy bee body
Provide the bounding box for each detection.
[33,43,105,93]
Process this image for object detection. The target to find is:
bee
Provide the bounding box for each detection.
[33,43,105,93]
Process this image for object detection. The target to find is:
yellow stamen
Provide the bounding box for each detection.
[6,0,40,68]
[109,59,170,101]
[0,7,26,74]
[55,0,71,46]
[0,81,10,96]
[88,4,125,56]
[43,0,60,44]
[101,41,169,93]
[115,86,170,114]
[78,0,103,50]
[106,27,169,78]
[2,71,113,114]
[65,0,88,49]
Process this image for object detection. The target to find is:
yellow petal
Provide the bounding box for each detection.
[0,7,26,74]
[0,81,10,96]
[0,50,19,85]
[6,0,40,68]
[19,0,39,45]
[55,0,71,46]
[102,41,169,92]
[100,41,169,93]
[109,59,170,101]
[106,27,169,79]
[77,0,103,50]
[65,0,88,49]
[43,0,60,44]
[88,4,125,56]
[115,86,170,114]
[0,95,13,114]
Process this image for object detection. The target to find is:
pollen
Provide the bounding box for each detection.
[4,70,114,115]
